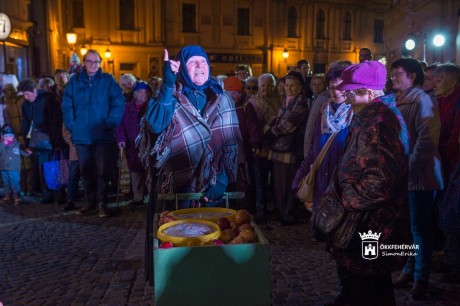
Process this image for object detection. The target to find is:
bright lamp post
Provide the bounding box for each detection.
[404,32,446,62]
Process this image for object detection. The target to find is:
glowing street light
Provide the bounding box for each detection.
[282,48,289,59]
[66,32,77,45]
[433,34,445,47]
[405,38,416,51]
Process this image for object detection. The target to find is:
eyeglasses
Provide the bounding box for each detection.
[390,71,407,80]
[85,60,100,65]
[246,86,258,90]
[344,89,369,100]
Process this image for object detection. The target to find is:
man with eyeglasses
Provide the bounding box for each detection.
[62,50,125,218]
[390,58,443,300]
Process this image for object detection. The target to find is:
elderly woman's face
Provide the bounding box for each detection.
[186,56,209,86]
[328,78,346,104]
[259,77,275,97]
[245,80,258,96]
[134,89,151,104]
[311,78,326,95]
[284,78,302,97]
[433,73,456,97]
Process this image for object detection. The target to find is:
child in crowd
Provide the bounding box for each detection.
[0,124,32,205]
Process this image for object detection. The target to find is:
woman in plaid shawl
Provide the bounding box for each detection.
[140,46,241,207]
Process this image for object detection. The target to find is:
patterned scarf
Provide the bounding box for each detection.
[321,102,353,133]
[138,91,241,193]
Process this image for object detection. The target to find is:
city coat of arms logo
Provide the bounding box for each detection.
[359,230,381,260]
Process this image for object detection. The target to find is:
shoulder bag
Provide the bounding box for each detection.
[297,133,338,204]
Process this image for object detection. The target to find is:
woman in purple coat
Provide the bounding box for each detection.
[292,60,353,240]
[115,82,152,205]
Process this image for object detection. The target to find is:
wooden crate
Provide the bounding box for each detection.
[153,216,270,306]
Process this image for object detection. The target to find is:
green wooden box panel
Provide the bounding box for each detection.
[153,220,270,306]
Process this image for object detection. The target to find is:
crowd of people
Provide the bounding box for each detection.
[1,45,459,304]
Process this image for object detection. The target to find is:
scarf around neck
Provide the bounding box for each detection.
[321,102,353,133]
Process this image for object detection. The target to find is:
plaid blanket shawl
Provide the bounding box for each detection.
[139,91,241,193]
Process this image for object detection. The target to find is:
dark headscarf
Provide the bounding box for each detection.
[176,45,223,95]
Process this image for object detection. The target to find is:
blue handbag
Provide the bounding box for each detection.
[43,151,70,191]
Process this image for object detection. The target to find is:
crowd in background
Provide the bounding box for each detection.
[0,45,459,304]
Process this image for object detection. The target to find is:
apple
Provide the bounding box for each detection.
[238,223,253,232]
[239,229,256,242]
[159,242,174,249]
[235,210,251,224]
[217,217,231,230]
[211,239,225,246]
[229,236,246,244]
[219,228,235,243]
[160,210,170,218]
[163,215,175,223]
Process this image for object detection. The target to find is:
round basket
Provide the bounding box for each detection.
[157,219,221,247]
[168,207,237,223]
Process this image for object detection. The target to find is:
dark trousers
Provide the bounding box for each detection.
[76,143,112,205]
[346,270,395,306]
[273,161,298,221]
[67,160,80,201]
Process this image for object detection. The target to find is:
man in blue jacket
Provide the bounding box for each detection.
[62,50,125,217]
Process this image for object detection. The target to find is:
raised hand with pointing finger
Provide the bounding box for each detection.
[163,49,180,88]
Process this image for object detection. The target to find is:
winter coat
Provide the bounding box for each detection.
[248,93,282,157]
[61,68,125,145]
[396,86,443,190]
[292,112,349,209]
[4,94,24,140]
[438,86,460,180]
[304,90,330,156]
[328,94,411,276]
[266,93,309,162]
[22,90,61,149]
[0,95,10,129]
[235,97,263,163]
[0,139,30,171]
[115,100,146,172]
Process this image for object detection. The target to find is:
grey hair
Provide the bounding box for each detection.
[258,73,276,85]
[120,73,136,84]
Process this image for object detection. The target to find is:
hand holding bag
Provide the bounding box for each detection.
[29,129,52,151]
[297,133,337,203]
[312,168,344,235]
[43,150,70,190]
[313,169,368,249]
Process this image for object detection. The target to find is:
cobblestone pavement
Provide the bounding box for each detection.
[1,199,460,306]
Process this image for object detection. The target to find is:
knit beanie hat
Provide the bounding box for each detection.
[1,124,14,136]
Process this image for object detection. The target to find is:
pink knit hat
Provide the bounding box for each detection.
[337,60,387,90]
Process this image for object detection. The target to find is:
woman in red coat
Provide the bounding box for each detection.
[115,81,152,205]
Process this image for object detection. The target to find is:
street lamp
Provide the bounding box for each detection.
[405,38,416,51]
[105,47,114,74]
[433,34,446,47]
[282,48,289,59]
[66,32,77,46]
[80,44,87,56]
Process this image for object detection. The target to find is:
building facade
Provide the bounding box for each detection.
[0,0,33,81]
[2,0,459,81]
